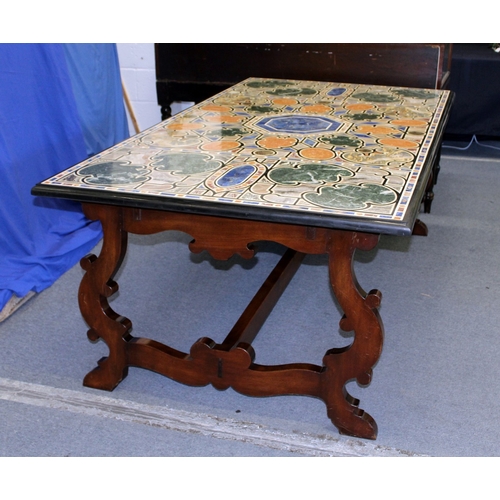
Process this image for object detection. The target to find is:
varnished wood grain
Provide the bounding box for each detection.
[79,203,384,439]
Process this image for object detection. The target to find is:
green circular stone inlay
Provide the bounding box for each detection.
[305,184,397,210]
[268,163,353,185]
[152,153,221,174]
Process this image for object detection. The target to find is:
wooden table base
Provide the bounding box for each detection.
[79,203,384,440]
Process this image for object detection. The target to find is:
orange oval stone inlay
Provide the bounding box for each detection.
[390,119,428,127]
[299,148,335,160]
[200,104,232,112]
[357,125,397,136]
[345,103,374,111]
[257,137,297,149]
[272,98,298,106]
[379,138,419,149]
[166,122,203,130]
[202,140,241,151]
[302,104,332,114]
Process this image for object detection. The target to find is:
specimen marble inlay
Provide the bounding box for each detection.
[39,78,451,233]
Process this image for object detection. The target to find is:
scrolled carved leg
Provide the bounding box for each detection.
[320,230,384,440]
[79,204,131,391]
[75,205,385,438]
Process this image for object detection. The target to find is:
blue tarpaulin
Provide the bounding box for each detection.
[63,44,129,157]
[0,43,129,313]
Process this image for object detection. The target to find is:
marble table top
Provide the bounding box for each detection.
[33,77,452,235]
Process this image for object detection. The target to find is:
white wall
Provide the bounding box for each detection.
[116,43,191,135]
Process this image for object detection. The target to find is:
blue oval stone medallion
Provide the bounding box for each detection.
[216,165,256,187]
[327,88,346,96]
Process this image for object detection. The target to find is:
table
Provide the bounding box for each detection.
[32,78,452,439]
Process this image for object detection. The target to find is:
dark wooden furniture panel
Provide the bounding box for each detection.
[156,43,452,119]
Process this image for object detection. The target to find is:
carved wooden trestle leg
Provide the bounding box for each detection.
[79,203,384,440]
